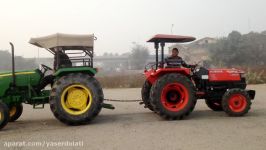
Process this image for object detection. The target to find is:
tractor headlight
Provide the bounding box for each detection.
[201,75,209,80]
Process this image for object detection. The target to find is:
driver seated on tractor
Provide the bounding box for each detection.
[165,48,194,68]
[53,47,72,70]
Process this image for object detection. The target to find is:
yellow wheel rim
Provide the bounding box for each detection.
[9,106,17,117]
[61,84,93,115]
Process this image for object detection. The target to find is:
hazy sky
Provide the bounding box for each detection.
[0,0,265,58]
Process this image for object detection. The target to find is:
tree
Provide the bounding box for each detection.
[129,44,149,69]
[208,31,266,67]
[0,50,37,71]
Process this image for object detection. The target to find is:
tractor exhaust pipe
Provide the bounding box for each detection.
[9,42,16,87]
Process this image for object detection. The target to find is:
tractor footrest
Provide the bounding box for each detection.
[33,103,45,109]
[102,103,115,110]
[31,96,49,109]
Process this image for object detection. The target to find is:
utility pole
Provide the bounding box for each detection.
[171,24,174,34]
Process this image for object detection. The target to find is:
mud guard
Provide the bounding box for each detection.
[246,90,255,100]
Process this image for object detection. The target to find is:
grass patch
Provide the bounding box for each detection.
[97,74,145,88]
[244,67,266,84]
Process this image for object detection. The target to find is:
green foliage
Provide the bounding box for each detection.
[208,31,266,67]
[0,50,37,71]
[97,74,145,88]
[245,69,266,84]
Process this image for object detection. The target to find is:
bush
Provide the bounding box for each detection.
[244,68,266,84]
[96,74,145,88]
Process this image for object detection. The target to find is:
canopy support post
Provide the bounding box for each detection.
[155,42,159,69]
[160,42,165,68]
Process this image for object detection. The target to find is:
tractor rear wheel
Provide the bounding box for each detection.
[9,104,23,122]
[50,73,104,125]
[205,99,223,111]
[0,102,9,130]
[141,80,154,111]
[150,73,197,120]
[222,88,251,116]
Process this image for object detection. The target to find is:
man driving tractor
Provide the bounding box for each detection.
[165,47,194,68]
[53,47,72,70]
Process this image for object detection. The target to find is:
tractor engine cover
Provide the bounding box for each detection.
[208,69,243,82]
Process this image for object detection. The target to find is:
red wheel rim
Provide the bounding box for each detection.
[228,94,247,112]
[161,83,189,112]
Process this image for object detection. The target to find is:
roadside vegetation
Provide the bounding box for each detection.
[97,69,266,88]
[97,74,145,88]
[0,50,37,71]
[244,68,266,84]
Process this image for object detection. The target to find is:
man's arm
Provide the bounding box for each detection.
[181,59,195,68]
[181,59,190,68]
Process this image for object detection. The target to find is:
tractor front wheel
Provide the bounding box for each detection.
[0,102,9,130]
[50,73,104,125]
[141,80,154,111]
[9,104,23,122]
[222,88,251,116]
[150,73,197,120]
[205,99,223,111]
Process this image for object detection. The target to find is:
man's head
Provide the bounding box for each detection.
[171,48,179,57]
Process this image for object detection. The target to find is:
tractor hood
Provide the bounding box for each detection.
[29,33,95,50]
[0,70,37,77]
[208,68,244,82]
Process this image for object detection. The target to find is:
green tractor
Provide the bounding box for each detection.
[0,33,110,130]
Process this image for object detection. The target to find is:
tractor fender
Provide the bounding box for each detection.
[144,68,191,84]
[54,67,97,78]
[246,90,256,100]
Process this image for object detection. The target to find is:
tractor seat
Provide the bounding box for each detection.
[54,51,72,69]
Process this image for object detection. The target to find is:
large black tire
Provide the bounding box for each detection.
[141,80,154,111]
[205,99,223,111]
[150,73,197,120]
[50,73,104,125]
[222,88,251,117]
[9,104,23,122]
[0,102,9,130]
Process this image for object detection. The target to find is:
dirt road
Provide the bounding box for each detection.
[0,84,265,150]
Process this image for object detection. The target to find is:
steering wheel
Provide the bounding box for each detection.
[145,62,157,70]
[41,64,53,72]
[191,61,202,73]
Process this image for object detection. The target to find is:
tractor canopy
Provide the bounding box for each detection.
[29,33,96,71]
[146,34,196,69]
[147,34,196,43]
[29,33,95,52]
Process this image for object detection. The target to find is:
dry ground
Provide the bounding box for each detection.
[0,84,265,150]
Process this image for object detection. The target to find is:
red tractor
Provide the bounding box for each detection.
[141,34,256,120]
